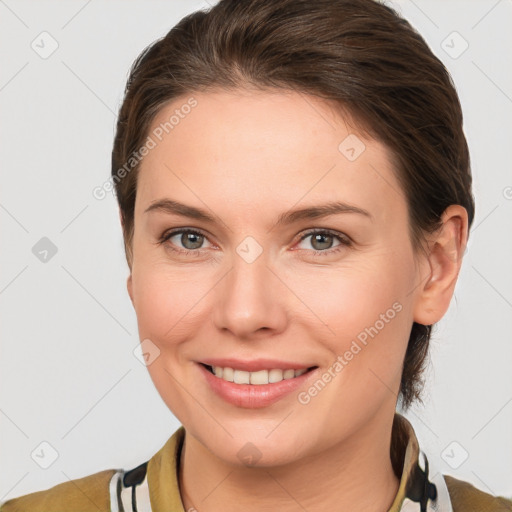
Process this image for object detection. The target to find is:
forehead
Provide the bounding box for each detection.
[136,89,405,223]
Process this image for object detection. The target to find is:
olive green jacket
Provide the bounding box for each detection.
[1,413,511,511]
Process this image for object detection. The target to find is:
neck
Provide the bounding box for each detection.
[178,412,401,512]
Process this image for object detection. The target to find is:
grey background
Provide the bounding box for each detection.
[1,0,511,502]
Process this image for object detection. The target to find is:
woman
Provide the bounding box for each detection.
[1,0,510,510]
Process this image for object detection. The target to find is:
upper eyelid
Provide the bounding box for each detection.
[299,228,350,241]
[161,227,213,243]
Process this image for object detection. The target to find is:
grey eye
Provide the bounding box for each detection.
[309,233,335,250]
[297,232,342,251]
[178,231,204,250]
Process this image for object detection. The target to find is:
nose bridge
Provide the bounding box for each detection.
[213,238,287,337]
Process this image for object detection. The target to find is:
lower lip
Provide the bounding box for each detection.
[198,363,317,409]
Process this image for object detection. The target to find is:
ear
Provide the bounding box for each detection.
[413,205,469,325]
[119,208,135,306]
[127,274,134,305]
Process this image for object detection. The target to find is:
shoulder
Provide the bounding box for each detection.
[444,474,512,511]
[0,428,185,512]
[0,469,117,512]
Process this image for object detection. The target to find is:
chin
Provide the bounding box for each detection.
[197,424,310,467]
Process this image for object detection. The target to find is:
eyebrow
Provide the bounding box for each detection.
[144,198,372,225]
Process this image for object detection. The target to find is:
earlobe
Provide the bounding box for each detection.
[412,205,468,325]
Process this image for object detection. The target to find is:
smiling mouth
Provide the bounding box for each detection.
[200,363,318,385]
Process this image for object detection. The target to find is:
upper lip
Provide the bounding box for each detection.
[199,358,316,372]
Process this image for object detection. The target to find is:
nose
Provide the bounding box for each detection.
[212,249,288,340]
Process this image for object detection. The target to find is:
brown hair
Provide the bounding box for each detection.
[111,0,475,411]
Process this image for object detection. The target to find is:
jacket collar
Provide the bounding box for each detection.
[145,413,453,512]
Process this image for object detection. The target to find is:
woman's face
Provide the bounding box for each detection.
[128,89,428,466]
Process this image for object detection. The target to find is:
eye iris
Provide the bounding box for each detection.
[182,232,203,250]
[311,233,333,250]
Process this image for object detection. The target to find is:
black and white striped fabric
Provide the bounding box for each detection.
[109,461,151,512]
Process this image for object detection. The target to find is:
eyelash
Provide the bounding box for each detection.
[157,228,352,258]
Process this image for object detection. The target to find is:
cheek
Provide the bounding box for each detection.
[288,251,412,375]
[130,261,215,345]
[131,272,176,339]
[292,253,409,330]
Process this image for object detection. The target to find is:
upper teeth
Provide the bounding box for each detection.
[211,367,308,385]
